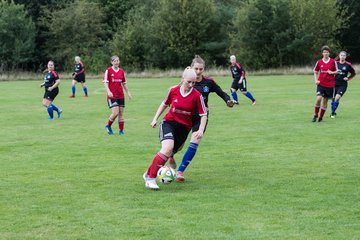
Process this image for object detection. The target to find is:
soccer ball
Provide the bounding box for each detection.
[157,166,175,184]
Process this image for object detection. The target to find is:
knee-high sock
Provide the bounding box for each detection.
[331,101,339,113]
[319,107,327,119]
[71,85,76,96]
[245,91,255,102]
[119,120,124,131]
[47,105,54,118]
[51,104,59,112]
[314,105,320,117]
[83,86,88,96]
[107,118,114,127]
[231,91,238,102]
[147,152,168,178]
[178,142,198,172]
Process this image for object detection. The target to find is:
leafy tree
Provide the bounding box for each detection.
[40,0,108,72]
[0,0,36,71]
[337,0,360,63]
[149,0,217,68]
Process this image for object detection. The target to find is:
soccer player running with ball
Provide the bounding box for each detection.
[330,51,356,118]
[40,60,62,120]
[143,67,208,190]
[70,56,88,98]
[312,46,338,122]
[229,55,256,106]
[169,55,234,181]
[103,55,132,135]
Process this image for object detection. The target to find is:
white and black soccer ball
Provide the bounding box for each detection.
[157,166,175,184]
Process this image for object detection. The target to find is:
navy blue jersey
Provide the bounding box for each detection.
[44,71,59,88]
[74,62,85,74]
[230,62,245,81]
[194,76,230,107]
[335,61,356,86]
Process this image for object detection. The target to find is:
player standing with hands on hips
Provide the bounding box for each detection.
[40,60,62,120]
[103,55,132,135]
[70,56,88,98]
[312,45,338,122]
[143,67,208,190]
[229,55,256,105]
[330,51,356,118]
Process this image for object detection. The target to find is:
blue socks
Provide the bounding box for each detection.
[245,91,255,102]
[71,85,76,96]
[331,101,339,114]
[83,86,88,96]
[178,142,198,172]
[47,105,54,119]
[231,91,238,102]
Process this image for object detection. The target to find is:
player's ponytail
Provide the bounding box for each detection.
[191,55,205,68]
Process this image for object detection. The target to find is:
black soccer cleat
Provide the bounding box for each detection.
[312,117,317,122]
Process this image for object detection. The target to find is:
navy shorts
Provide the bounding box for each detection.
[107,98,125,108]
[159,120,190,153]
[191,114,208,133]
[43,87,59,101]
[334,85,347,96]
[316,85,334,98]
[231,79,247,92]
[74,73,85,83]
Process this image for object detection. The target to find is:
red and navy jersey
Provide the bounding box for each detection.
[194,76,230,107]
[230,62,245,81]
[104,67,126,99]
[74,62,85,75]
[163,85,207,130]
[44,70,59,88]
[313,58,337,88]
[335,61,356,86]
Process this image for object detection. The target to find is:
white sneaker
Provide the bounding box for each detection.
[145,178,159,190]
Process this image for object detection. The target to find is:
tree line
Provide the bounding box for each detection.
[0,0,359,73]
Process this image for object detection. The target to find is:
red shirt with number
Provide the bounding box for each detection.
[313,58,337,88]
[163,85,207,130]
[104,67,126,99]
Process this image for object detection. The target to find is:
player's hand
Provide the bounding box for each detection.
[193,130,204,140]
[150,120,157,128]
[40,83,45,88]
[227,100,235,108]
[128,92,132,100]
[47,86,53,91]
[107,91,113,98]
[315,80,320,85]
[72,72,76,77]
[344,77,349,81]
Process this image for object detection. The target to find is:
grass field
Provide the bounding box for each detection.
[1,75,359,239]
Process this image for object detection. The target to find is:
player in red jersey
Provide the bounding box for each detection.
[70,56,88,98]
[143,67,208,190]
[103,56,132,135]
[312,46,338,122]
[40,60,62,120]
[330,51,356,118]
[168,55,234,181]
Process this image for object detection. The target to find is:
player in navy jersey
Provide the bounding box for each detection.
[143,67,208,190]
[103,56,132,135]
[229,55,256,105]
[312,46,338,122]
[168,55,234,181]
[40,61,62,120]
[330,51,356,118]
[70,56,88,98]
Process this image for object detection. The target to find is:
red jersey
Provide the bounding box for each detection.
[163,85,207,130]
[313,58,337,88]
[104,67,126,99]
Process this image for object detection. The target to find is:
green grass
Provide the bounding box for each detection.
[0,75,359,239]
